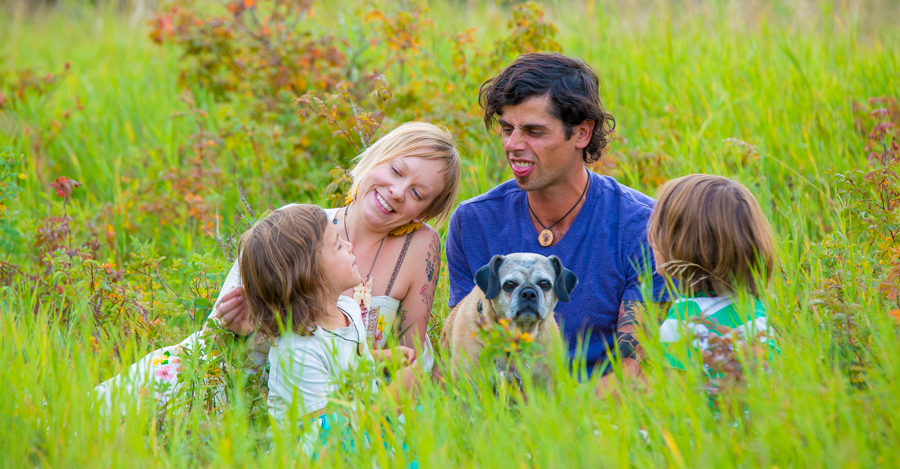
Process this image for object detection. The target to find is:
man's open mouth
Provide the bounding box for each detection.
[509,158,535,177]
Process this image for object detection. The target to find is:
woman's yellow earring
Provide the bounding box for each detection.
[389,220,422,236]
[344,187,358,205]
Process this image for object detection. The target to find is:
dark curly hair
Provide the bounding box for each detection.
[479,53,616,164]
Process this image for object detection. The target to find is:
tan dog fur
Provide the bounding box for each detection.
[440,285,562,381]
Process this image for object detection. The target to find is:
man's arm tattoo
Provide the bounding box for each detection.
[615,300,646,363]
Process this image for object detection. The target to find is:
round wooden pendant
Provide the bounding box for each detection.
[357,343,364,357]
[539,229,554,247]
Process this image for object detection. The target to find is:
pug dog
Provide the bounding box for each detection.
[441,253,578,384]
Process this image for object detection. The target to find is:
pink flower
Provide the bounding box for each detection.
[155,366,174,380]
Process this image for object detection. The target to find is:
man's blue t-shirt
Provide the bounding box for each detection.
[446,171,667,373]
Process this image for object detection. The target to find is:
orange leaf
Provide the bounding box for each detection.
[889,309,900,323]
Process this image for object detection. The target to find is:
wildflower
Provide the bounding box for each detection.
[18,173,25,180]
[155,366,173,380]
[519,332,535,344]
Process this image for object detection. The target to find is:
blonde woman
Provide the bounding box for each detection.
[95,122,460,411]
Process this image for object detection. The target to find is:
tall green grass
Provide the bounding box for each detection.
[1,0,899,467]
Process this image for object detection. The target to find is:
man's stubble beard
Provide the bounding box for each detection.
[514,162,576,195]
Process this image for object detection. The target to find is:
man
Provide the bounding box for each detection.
[446,53,667,378]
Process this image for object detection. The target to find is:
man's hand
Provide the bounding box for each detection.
[214,287,254,337]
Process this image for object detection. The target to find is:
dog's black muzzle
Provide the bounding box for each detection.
[514,286,541,320]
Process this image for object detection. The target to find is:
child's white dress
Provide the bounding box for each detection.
[267,295,378,422]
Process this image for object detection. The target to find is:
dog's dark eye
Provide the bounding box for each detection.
[537,279,551,290]
[502,280,517,291]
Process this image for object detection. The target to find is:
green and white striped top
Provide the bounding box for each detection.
[659,295,774,370]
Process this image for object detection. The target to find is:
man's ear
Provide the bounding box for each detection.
[575,120,595,149]
[549,255,578,302]
[474,255,505,300]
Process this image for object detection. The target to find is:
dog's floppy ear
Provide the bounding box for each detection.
[549,255,578,302]
[474,255,505,300]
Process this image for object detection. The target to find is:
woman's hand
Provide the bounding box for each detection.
[215,287,254,336]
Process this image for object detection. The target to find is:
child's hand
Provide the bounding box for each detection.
[393,346,417,366]
[373,346,417,365]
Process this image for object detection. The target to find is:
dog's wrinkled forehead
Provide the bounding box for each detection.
[497,253,555,283]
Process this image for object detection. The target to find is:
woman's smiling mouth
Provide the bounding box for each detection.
[374,191,396,213]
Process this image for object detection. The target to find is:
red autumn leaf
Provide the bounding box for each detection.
[49,176,81,198]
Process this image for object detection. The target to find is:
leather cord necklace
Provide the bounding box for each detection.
[527,170,590,247]
[343,204,385,279]
[320,306,363,356]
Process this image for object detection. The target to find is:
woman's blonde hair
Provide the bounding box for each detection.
[648,174,774,297]
[348,122,461,226]
[238,204,333,338]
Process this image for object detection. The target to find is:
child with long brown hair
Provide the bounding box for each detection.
[238,204,419,430]
[647,174,776,369]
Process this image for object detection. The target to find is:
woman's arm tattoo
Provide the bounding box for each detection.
[420,231,441,311]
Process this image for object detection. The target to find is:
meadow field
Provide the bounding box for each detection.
[1,0,899,467]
